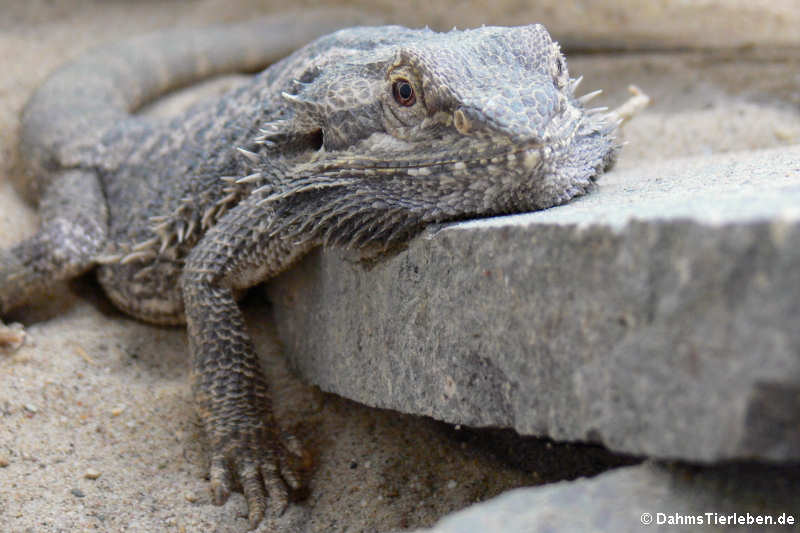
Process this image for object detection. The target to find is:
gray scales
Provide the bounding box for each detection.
[0,12,630,528]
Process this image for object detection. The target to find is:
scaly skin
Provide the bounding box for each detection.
[1,13,620,529]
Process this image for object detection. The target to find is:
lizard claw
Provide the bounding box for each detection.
[206,424,311,529]
[0,320,26,353]
[278,431,313,491]
[239,460,272,528]
[209,454,235,506]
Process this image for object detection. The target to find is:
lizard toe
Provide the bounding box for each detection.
[209,429,298,527]
[209,454,234,506]
[260,460,290,517]
[237,459,268,529]
[0,320,26,352]
[278,431,312,491]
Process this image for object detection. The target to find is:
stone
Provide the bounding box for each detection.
[266,145,800,462]
[3,2,799,532]
[361,0,800,50]
[403,462,800,533]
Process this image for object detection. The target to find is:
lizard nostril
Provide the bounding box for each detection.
[453,108,471,134]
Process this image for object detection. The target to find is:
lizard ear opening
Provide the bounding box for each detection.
[309,129,323,151]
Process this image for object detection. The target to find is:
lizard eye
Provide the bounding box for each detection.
[392,79,416,106]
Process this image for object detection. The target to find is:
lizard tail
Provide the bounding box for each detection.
[16,10,373,203]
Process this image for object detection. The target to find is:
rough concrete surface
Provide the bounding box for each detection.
[268,146,800,462]
[2,1,800,532]
[409,462,800,533]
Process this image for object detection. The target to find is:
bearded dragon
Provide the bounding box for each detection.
[0,12,625,528]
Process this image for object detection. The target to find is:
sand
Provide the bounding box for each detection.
[1,1,799,532]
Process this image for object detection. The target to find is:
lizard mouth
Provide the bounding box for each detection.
[309,139,545,178]
[335,102,604,179]
[393,145,543,177]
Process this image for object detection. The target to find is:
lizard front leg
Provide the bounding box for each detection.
[1,169,108,349]
[181,194,316,528]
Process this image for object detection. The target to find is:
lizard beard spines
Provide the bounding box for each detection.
[262,186,424,252]
[108,182,246,267]
[253,177,356,207]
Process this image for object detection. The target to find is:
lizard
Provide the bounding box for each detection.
[0,11,630,528]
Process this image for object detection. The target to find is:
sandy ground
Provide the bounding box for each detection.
[1,1,799,532]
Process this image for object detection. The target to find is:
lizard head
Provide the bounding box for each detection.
[250,24,619,248]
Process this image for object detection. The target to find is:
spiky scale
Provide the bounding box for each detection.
[578,89,603,104]
[237,147,261,164]
[0,16,638,531]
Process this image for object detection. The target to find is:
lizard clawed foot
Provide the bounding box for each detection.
[208,424,312,529]
[0,320,26,353]
[1,249,30,353]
